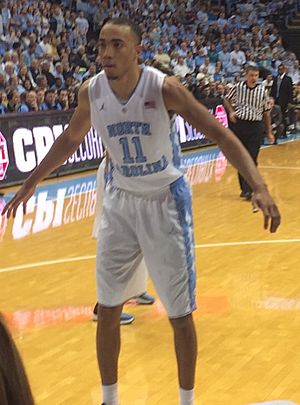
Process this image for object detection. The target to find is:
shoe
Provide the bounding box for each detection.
[135,292,155,305]
[92,303,135,325]
[120,312,135,325]
[240,191,252,200]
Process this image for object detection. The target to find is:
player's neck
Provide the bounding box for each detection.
[108,66,142,102]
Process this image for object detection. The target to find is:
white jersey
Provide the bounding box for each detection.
[88,66,183,193]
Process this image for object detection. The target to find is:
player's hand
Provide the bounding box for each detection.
[251,187,281,233]
[1,182,36,219]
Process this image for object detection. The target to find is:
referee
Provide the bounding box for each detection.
[224,66,274,201]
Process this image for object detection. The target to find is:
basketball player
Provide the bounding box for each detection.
[92,155,154,325]
[2,18,281,405]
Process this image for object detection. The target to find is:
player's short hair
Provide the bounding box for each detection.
[103,17,142,45]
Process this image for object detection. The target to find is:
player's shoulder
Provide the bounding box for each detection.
[80,71,105,102]
[163,75,183,93]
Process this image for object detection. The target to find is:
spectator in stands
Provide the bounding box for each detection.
[7,75,26,94]
[69,45,88,69]
[268,96,284,142]
[3,61,15,82]
[72,64,84,83]
[33,9,41,37]
[178,41,188,58]
[289,59,300,85]
[67,89,77,108]
[53,62,65,84]
[261,73,273,95]
[216,82,226,99]
[23,78,34,92]
[0,72,6,90]
[209,81,218,97]
[75,11,89,46]
[185,50,195,73]
[51,76,64,91]
[40,89,62,110]
[207,43,218,64]
[18,64,35,89]
[0,91,7,114]
[230,44,246,66]
[82,63,97,82]
[199,57,215,77]
[52,5,65,36]
[225,57,241,81]
[173,55,190,79]
[38,34,52,56]
[57,88,69,110]
[64,10,75,37]
[40,9,50,37]
[287,83,300,132]
[194,46,207,71]
[35,74,48,91]
[196,66,212,85]
[28,59,39,84]
[36,87,45,110]
[18,90,38,112]
[153,46,171,69]
[47,35,60,60]
[41,60,55,88]
[6,89,21,112]
[184,73,197,93]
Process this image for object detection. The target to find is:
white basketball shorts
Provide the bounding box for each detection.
[93,160,148,297]
[96,175,196,318]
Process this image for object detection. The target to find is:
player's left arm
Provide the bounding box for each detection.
[163,76,281,233]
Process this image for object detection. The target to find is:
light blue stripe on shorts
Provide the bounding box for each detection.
[170,176,196,312]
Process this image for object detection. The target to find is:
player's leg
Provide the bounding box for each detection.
[96,186,144,404]
[138,176,197,404]
[96,303,123,389]
[97,303,123,405]
[169,314,197,396]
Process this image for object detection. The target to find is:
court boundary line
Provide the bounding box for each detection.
[1,239,300,274]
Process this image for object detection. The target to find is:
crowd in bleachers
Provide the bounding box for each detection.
[0,0,299,125]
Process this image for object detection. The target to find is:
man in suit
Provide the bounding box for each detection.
[270,63,293,136]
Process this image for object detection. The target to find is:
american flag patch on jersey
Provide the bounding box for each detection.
[144,100,156,109]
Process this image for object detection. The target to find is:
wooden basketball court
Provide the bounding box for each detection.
[0,139,299,405]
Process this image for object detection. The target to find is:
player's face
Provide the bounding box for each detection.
[98,24,139,80]
[246,70,259,87]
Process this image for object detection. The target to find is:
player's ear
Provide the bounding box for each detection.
[136,44,142,63]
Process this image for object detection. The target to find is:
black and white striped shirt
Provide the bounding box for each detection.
[225,82,270,121]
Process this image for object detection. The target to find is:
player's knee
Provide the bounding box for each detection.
[169,313,194,331]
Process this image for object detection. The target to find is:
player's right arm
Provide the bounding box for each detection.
[163,76,281,233]
[2,80,92,218]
